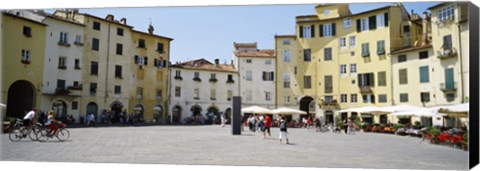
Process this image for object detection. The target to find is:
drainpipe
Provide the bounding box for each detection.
[104,23,111,108]
[456,21,465,103]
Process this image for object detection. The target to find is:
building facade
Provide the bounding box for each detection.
[169,59,239,124]
[233,42,276,109]
[275,35,301,110]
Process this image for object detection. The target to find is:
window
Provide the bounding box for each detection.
[59,32,68,43]
[378,71,386,86]
[361,43,370,57]
[92,38,99,51]
[227,90,233,100]
[350,64,357,74]
[378,94,387,103]
[304,75,311,89]
[443,35,452,49]
[341,94,348,103]
[304,49,311,61]
[265,59,272,64]
[58,56,66,69]
[265,92,272,101]
[360,18,369,32]
[72,101,78,110]
[114,85,121,94]
[324,75,333,93]
[175,87,181,97]
[116,43,123,55]
[324,96,333,103]
[324,48,332,61]
[283,50,290,62]
[283,40,290,45]
[398,55,407,62]
[343,18,352,28]
[93,21,101,30]
[438,5,455,21]
[115,65,122,78]
[157,43,164,53]
[156,90,162,100]
[349,36,356,49]
[301,25,312,38]
[446,93,455,102]
[193,89,200,99]
[262,72,274,81]
[419,51,429,59]
[23,26,32,37]
[194,72,200,78]
[91,61,98,75]
[246,90,252,101]
[246,71,252,81]
[138,39,145,48]
[358,73,375,87]
[362,95,375,104]
[90,83,97,95]
[283,73,290,88]
[421,92,430,103]
[377,40,385,55]
[419,66,429,83]
[294,67,297,75]
[351,94,357,103]
[117,28,124,36]
[339,37,347,49]
[400,93,409,102]
[73,81,80,87]
[284,96,290,103]
[210,73,216,79]
[246,59,252,63]
[21,49,30,63]
[376,13,385,28]
[75,35,82,44]
[399,69,408,84]
[175,70,181,77]
[56,79,66,89]
[324,9,330,15]
[74,59,80,69]
[340,64,347,75]
[322,24,333,37]
[227,74,234,82]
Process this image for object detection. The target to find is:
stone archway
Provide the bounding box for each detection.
[133,104,144,122]
[7,80,35,118]
[86,102,98,121]
[110,101,123,123]
[299,96,314,119]
[153,104,163,123]
[324,110,334,125]
[52,100,68,118]
[207,105,219,124]
[172,105,182,124]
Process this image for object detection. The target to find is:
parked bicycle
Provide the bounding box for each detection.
[37,122,70,142]
[8,118,42,142]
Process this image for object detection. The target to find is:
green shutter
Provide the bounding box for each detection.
[356,19,361,32]
[445,68,454,89]
[319,24,324,37]
[332,23,336,36]
[384,12,389,26]
[299,25,303,38]
[311,25,315,37]
[420,66,429,83]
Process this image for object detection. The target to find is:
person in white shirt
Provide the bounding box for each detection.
[87,113,95,127]
[23,108,38,129]
[45,111,61,137]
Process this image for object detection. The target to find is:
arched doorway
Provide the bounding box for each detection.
[207,106,219,124]
[52,100,67,118]
[86,102,98,121]
[153,105,163,123]
[7,80,35,118]
[190,105,203,124]
[110,101,123,123]
[324,110,334,125]
[299,96,314,119]
[133,104,144,123]
[172,105,182,124]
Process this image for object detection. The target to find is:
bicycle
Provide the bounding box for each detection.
[8,118,41,142]
[37,123,70,142]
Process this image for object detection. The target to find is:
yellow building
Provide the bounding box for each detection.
[2,12,46,118]
[293,4,422,125]
[130,26,173,123]
[274,35,301,109]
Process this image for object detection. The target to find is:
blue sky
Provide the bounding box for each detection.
[64,2,440,64]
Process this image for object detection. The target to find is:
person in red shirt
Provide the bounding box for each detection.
[306,116,312,129]
[263,115,271,139]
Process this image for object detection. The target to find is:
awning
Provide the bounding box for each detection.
[271,107,307,115]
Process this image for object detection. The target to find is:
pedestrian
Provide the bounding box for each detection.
[343,119,348,134]
[241,114,247,132]
[263,115,271,138]
[248,115,254,131]
[279,117,289,144]
[258,115,265,137]
[220,112,226,127]
[87,113,95,127]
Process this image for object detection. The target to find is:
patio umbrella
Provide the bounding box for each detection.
[438,103,469,113]
[338,106,387,114]
[241,105,274,114]
[271,107,307,115]
[391,108,445,117]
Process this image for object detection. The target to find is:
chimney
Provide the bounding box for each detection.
[214,59,219,67]
[148,24,154,34]
[120,18,127,24]
[106,14,114,21]
[421,11,430,46]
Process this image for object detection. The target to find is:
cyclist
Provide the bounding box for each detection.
[314,118,321,132]
[45,111,61,137]
[22,107,38,137]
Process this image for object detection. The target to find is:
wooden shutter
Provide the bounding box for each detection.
[144,57,148,65]
[371,95,375,103]
[369,73,375,87]
[262,72,266,80]
[319,24,324,37]
[384,13,389,26]
[134,55,139,64]
[311,25,315,37]
[358,74,362,87]
[356,19,361,32]
[299,25,303,38]
[271,72,274,81]
[369,16,376,30]
[332,23,336,36]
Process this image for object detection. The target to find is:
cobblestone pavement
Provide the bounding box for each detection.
[0,125,469,170]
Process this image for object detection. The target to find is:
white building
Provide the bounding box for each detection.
[169,58,239,124]
[233,42,276,109]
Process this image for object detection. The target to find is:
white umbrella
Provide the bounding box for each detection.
[271,107,307,115]
[338,106,387,114]
[439,103,469,113]
[241,105,274,114]
[391,108,445,117]
[379,105,425,113]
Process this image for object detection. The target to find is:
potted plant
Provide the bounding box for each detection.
[428,127,441,144]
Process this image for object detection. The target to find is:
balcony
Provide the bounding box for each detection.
[58,41,71,47]
[320,99,339,110]
[193,77,201,82]
[174,76,183,80]
[209,78,218,83]
[55,88,70,96]
[226,79,235,84]
[440,82,457,92]
[437,48,458,60]
[74,41,84,46]
[359,86,373,94]
[67,85,82,91]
